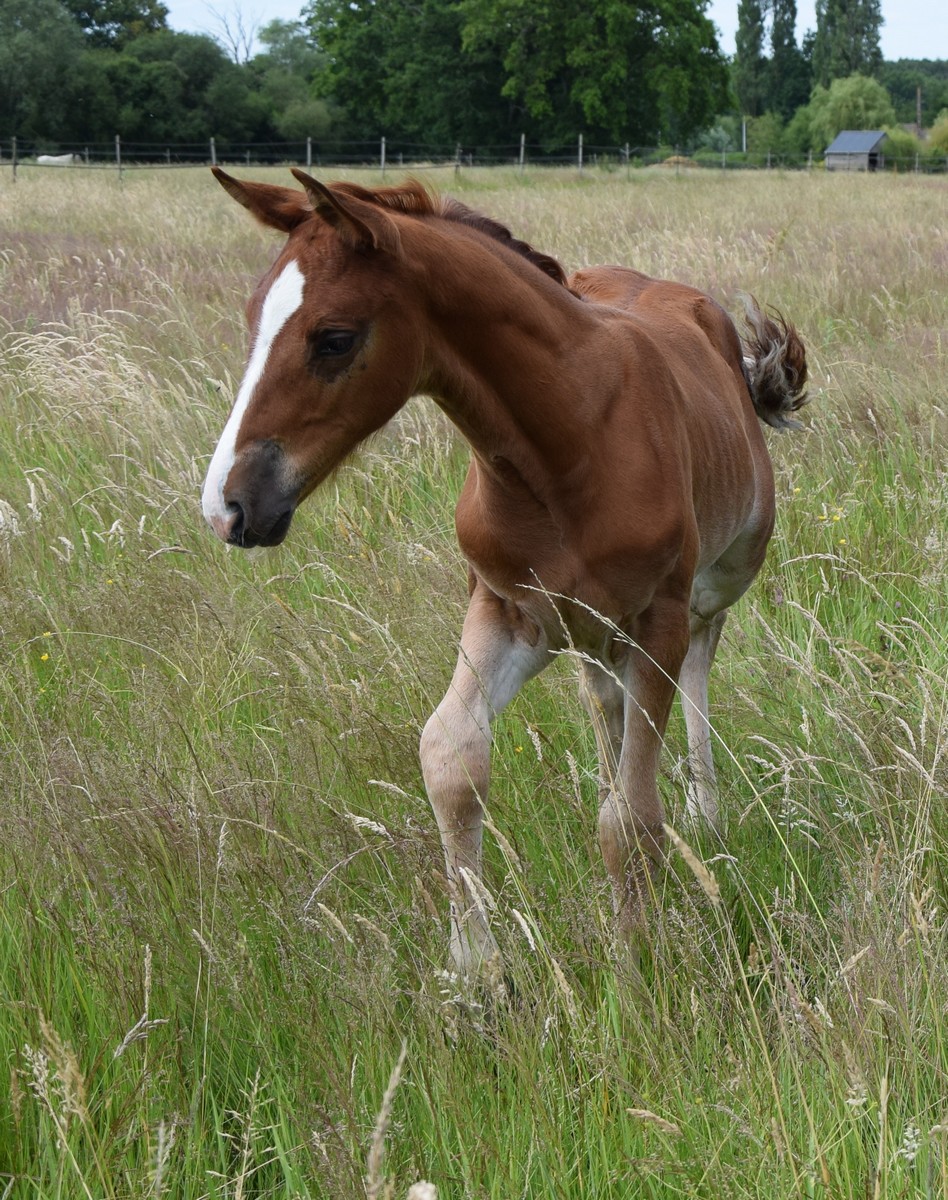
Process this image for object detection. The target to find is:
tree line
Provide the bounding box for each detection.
[2,0,947,160]
[727,0,948,161]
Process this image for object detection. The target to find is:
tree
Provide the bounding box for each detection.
[123,30,269,141]
[306,0,513,146]
[60,0,169,48]
[205,2,261,65]
[733,0,767,117]
[306,0,398,135]
[60,29,272,144]
[805,72,895,148]
[782,101,813,154]
[880,59,948,128]
[644,0,732,146]
[812,0,882,87]
[461,0,730,146]
[746,110,786,154]
[256,19,321,75]
[768,0,811,119]
[0,0,84,138]
[380,0,513,145]
[252,20,333,140]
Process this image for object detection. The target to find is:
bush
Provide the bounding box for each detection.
[783,104,814,155]
[928,109,948,155]
[745,111,786,156]
[882,124,921,169]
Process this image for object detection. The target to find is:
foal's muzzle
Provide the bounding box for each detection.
[220,441,299,549]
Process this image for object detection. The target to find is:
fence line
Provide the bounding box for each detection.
[2,135,946,175]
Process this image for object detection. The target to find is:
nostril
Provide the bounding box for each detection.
[226,501,245,546]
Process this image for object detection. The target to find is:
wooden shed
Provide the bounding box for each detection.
[824,130,887,172]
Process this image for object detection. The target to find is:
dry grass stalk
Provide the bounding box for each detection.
[549,955,579,1021]
[662,824,721,907]
[626,1108,681,1136]
[366,1040,408,1200]
[112,1012,169,1060]
[38,1013,89,1125]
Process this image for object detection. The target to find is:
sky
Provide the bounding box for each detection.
[163,0,948,62]
[163,0,304,50]
[707,0,948,60]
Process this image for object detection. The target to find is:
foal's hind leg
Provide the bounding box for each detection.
[602,594,691,940]
[681,520,772,829]
[679,609,726,829]
[420,584,548,975]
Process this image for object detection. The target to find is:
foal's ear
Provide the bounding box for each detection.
[290,169,401,256]
[212,167,312,233]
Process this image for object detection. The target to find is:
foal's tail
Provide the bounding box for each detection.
[740,296,809,430]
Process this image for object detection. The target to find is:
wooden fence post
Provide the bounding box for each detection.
[578,133,583,175]
[519,132,525,174]
[381,136,386,176]
[115,134,122,179]
[11,135,16,183]
[306,136,312,169]
[209,136,217,166]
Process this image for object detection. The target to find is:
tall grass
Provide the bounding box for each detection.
[1,165,946,1197]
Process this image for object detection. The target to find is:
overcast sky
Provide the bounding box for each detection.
[708,0,947,59]
[163,0,948,63]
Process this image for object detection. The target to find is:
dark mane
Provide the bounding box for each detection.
[330,180,568,288]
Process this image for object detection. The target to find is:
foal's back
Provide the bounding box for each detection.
[569,266,750,410]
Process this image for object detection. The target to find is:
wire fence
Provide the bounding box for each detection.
[3,134,947,175]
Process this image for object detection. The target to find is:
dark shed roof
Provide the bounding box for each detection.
[825,130,887,154]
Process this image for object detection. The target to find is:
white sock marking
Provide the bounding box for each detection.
[202,259,305,527]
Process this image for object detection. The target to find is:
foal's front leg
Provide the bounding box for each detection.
[579,660,624,801]
[420,584,549,975]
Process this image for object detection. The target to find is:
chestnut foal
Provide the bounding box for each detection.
[202,170,807,972]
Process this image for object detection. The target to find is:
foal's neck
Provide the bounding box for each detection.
[411,223,600,478]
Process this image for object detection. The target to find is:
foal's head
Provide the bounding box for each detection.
[202,169,426,548]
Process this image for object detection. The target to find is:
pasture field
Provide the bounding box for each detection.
[0,163,946,1198]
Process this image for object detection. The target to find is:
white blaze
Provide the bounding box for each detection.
[202,259,305,527]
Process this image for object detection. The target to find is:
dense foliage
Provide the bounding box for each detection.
[0,0,946,159]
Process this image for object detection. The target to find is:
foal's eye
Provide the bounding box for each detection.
[315,330,357,358]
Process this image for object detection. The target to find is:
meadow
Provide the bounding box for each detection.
[0,162,946,1198]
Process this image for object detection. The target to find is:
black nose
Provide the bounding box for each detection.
[221,440,298,548]
[224,497,294,548]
